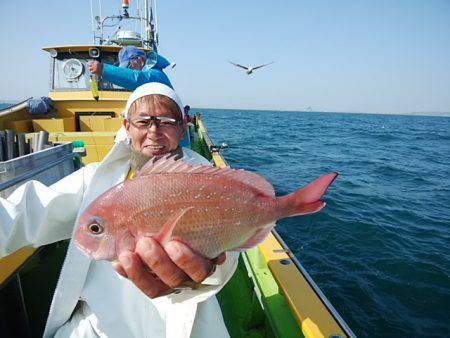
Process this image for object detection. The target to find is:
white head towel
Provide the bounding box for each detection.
[124,82,184,119]
[115,83,184,143]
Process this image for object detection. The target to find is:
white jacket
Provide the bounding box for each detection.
[0,140,238,337]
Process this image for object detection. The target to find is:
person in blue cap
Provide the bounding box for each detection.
[87,46,173,90]
[88,46,191,145]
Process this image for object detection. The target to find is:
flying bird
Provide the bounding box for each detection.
[229,61,274,75]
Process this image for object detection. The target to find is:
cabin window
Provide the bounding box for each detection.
[51,52,128,92]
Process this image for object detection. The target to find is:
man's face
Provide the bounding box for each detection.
[128,56,146,70]
[124,96,185,157]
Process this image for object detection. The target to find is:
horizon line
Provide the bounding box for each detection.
[193,107,450,118]
[1,100,449,118]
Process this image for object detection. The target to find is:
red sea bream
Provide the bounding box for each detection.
[75,155,337,260]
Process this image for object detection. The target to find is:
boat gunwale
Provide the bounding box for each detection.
[272,230,356,337]
[196,113,355,338]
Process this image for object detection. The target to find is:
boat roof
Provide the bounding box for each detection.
[42,45,150,53]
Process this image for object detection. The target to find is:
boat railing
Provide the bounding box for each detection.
[195,113,356,338]
[0,141,84,336]
[0,142,83,284]
[0,142,81,198]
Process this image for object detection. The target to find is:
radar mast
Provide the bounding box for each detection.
[90,0,158,51]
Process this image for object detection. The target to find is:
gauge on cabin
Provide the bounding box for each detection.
[63,59,84,79]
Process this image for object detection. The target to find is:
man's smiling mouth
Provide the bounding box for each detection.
[145,145,164,150]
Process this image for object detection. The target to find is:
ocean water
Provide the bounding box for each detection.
[0,103,12,110]
[200,109,450,338]
[1,100,448,336]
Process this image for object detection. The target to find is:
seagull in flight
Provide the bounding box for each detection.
[229,61,274,75]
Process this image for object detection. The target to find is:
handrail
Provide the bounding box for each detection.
[0,97,31,117]
[0,152,79,192]
[0,147,79,286]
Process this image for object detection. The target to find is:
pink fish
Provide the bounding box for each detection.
[75,155,337,260]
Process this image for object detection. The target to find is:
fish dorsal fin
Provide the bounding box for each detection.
[136,153,190,177]
[136,153,218,177]
[136,154,275,196]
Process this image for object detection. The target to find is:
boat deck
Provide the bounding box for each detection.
[0,101,353,337]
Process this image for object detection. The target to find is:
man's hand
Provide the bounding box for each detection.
[87,61,104,76]
[112,237,226,299]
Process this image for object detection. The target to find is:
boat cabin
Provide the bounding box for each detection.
[45,45,131,94]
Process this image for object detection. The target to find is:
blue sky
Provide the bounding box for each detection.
[1,0,449,114]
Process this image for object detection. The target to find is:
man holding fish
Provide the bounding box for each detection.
[0,83,237,337]
[0,82,337,337]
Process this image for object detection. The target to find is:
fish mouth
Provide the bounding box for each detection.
[74,240,93,256]
[74,239,106,261]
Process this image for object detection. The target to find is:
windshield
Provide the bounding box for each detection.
[51,51,127,91]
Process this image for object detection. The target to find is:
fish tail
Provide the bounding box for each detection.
[279,172,338,217]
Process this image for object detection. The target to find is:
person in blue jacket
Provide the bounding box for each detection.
[87,46,173,90]
[88,46,191,145]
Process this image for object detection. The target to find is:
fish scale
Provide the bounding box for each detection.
[75,155,337,260]
[120,174,272,257]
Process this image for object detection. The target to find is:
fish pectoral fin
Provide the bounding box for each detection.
[234,223,275,251]
[153,207,194,245]
[116,230,136,256]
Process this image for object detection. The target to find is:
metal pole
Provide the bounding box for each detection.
[37,131,49,151]
[90,0,96,44]
[145,0,150,48]
[99,0,103,43]
[6,130,15,160]
[154,0,158,46]
[25,138,31,155]
[32,133,39,153]
[17,134,26,157]
[0,131,5,162]
[137,0,142,40]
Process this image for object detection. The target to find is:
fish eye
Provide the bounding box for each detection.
[88,222,104,235]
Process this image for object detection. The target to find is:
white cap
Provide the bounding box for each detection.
[124,82,184,119]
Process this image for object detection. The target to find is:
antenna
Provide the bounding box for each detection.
[154,0,159,46]
[136,0,141,37]
[90,0,95,44]
[99,0,103,42]
[90,0,157,47]
[145,0,150,48]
